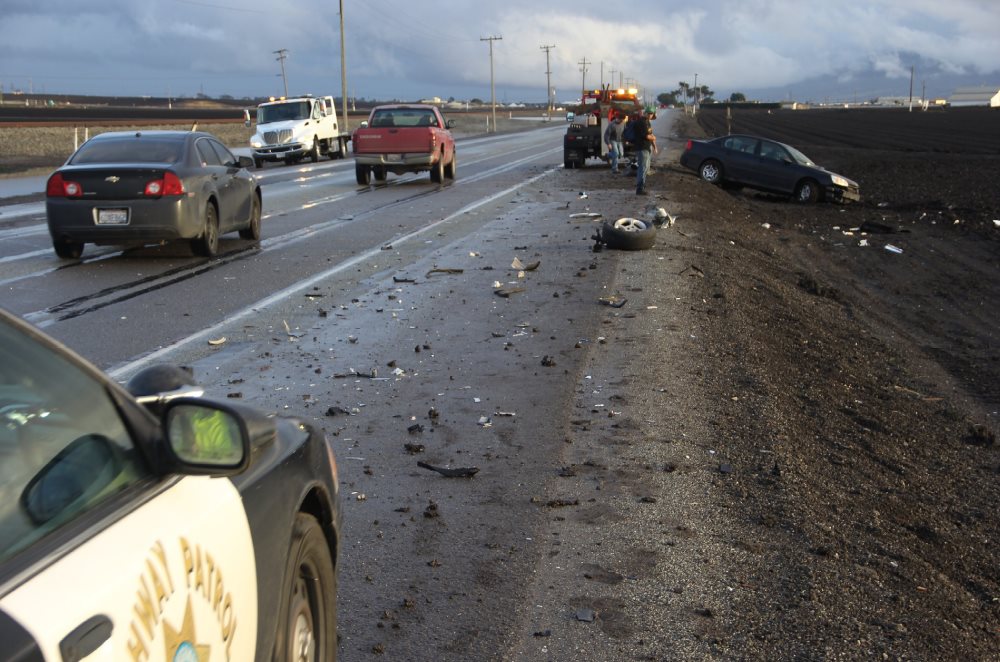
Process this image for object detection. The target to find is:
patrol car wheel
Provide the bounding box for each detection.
[277,513,337,662]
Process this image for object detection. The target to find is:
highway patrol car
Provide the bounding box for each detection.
[0,308,340,661]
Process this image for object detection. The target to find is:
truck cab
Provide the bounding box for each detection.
[563,87,643,169]
[248,94,349,168]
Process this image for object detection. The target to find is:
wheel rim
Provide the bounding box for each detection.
[702,163,719,182]
[205,206,218,253]
[799,183,813,201]
[288,571,317,661]
[614,218,648,232]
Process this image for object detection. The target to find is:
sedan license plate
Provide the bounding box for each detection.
[96,208,129,225]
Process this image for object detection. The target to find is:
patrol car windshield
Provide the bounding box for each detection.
[0,319,146,563]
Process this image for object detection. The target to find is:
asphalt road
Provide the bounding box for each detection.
[1,115,715,660]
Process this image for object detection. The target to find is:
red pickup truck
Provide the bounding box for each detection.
[352,104,457,185]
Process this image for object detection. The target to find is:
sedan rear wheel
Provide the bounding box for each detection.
[699,159,723,185]
[239,192,262,241]
[795,179,820,203]
[53,238,84,260]
[192,203,220,257]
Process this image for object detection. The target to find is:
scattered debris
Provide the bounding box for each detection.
[494,411,516,417]
[578,191,588,199]
[325,405,353,417]
[417,461,480,478]
[511,257,540,271]
[407,423,424,434]
[426,268,464,277]
[404,443,425,454]
[575,608,596,622]
[546,498,579,508]
[478,416,492,427]
[208,337,227,346]
[680,265,705,278]
[884,244,904,254]
[494,286,526,298]
[541,355,557,367]
[393,276,416,283]
[598,297,628,308]
[569,212,602,219]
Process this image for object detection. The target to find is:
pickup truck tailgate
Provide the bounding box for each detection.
[353,128,438,154]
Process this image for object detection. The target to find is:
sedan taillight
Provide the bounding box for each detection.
[46,173,83,198]
[144,172,185,197]
[684,140,693,150]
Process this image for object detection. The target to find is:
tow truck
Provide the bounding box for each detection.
[563,87,644,169]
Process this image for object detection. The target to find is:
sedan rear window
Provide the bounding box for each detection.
[70,138,183,165]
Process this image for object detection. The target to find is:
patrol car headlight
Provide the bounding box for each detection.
[831,174,850,188]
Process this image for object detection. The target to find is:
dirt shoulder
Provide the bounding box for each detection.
[649,111,999,659]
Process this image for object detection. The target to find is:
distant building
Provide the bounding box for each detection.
[948,86,1000,107]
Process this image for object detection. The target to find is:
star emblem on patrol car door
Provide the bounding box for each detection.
[163,597,211,661]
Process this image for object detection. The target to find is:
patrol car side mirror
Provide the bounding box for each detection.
[21,434,123,525]
[164,400,251,472]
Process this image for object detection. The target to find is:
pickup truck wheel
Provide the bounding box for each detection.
[356,164,371,186]
[373,166,387,183]
[699,159,723,184]
[309,138,320,163]
[430,155,444,183]
[445,152,456,179]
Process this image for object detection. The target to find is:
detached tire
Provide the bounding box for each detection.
[274,513,337,662]
[601,217,656,251]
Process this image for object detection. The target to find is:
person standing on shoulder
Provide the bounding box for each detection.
[632,109,657,195]
[604,115,626,174]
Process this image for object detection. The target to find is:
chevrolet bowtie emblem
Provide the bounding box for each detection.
[105,176,120,183]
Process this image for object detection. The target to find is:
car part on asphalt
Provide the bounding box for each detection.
[596,217,657,251]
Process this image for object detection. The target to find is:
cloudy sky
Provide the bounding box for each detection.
[2,0,998,103]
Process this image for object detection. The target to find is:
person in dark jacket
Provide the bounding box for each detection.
[631,109,657,194]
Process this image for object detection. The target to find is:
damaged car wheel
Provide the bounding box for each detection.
[600,217,656,251]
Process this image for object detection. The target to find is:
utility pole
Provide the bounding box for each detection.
[339,1,348,129]
[609,68,617,90]
[600,61,604,88]
[540,44,555,112]
[908,65,914,112]
[578,57,590,100]
[274,49,289,97]
[481,35,502,132]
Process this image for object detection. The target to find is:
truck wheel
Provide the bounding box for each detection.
[253,157,264,169]
[373,166,387,183]
[430,155,444,183]
[356,164,371,186]
[309,138,320,163]
[445,152,456,179]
